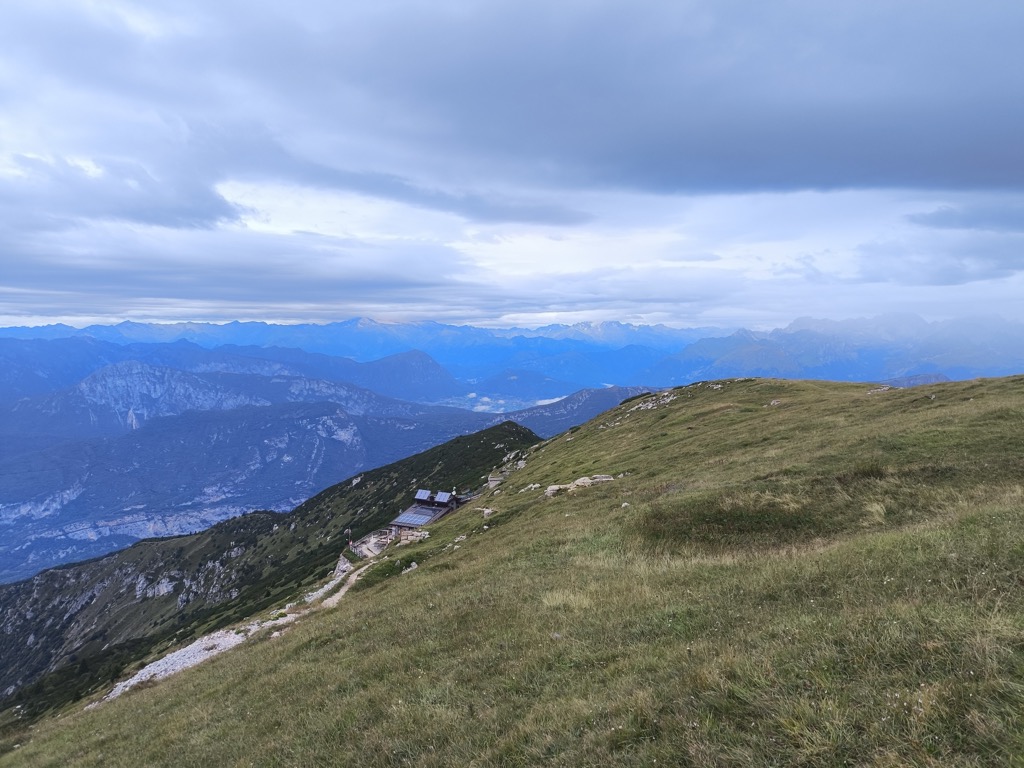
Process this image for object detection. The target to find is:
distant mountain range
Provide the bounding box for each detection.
[3,314,1022,387]
[0,318,728,358]
[644,316,1024,384]
[1,313,1022,583]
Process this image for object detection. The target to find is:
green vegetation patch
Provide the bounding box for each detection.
[641,485,837,549]
[636,468,963,552]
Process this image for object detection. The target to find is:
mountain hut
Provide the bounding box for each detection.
[389,489,461,539]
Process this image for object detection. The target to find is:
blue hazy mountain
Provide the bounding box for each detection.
[3,315,1021,387]
[0,320,706,389]
[639,315,1024,385]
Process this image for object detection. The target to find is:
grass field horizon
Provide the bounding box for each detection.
[3,376,1023,766]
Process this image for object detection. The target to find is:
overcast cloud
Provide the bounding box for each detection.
[2,0,1023,329]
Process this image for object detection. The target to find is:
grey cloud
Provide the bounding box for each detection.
[231,0,1024,193]
[0,267,473,327]
[0,153,241,231]
[7,0,1024,205]
[907,204,1024,233]
[0,4,592,227]
[0,116,587,234]
[2,227,471,302]
[454,262,742,322]
[280,159,593,226]
[2,0,1023,327]
[857,234,1024,286]
[180,123,594,225]
[0,212,733,325]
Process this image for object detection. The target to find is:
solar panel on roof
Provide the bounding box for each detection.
[392,510,435,527]
[435,491,452,503]
[414,489,431,501]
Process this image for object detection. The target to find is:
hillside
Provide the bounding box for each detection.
[0,422,539,710]
[3,377,1024,765]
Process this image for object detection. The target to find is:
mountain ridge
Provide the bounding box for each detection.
[0,421,540,705]
[4,314,1022,389]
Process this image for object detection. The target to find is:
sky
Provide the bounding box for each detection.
[2,0,1023,330]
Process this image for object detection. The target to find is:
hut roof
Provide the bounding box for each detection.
[391,507,441,528]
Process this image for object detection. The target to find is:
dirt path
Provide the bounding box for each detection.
[88,555,374,707]
[320,560,374,609]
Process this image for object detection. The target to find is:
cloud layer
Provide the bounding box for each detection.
[2,1,1023,328]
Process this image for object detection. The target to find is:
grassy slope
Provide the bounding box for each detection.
[4,377,1024,766]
